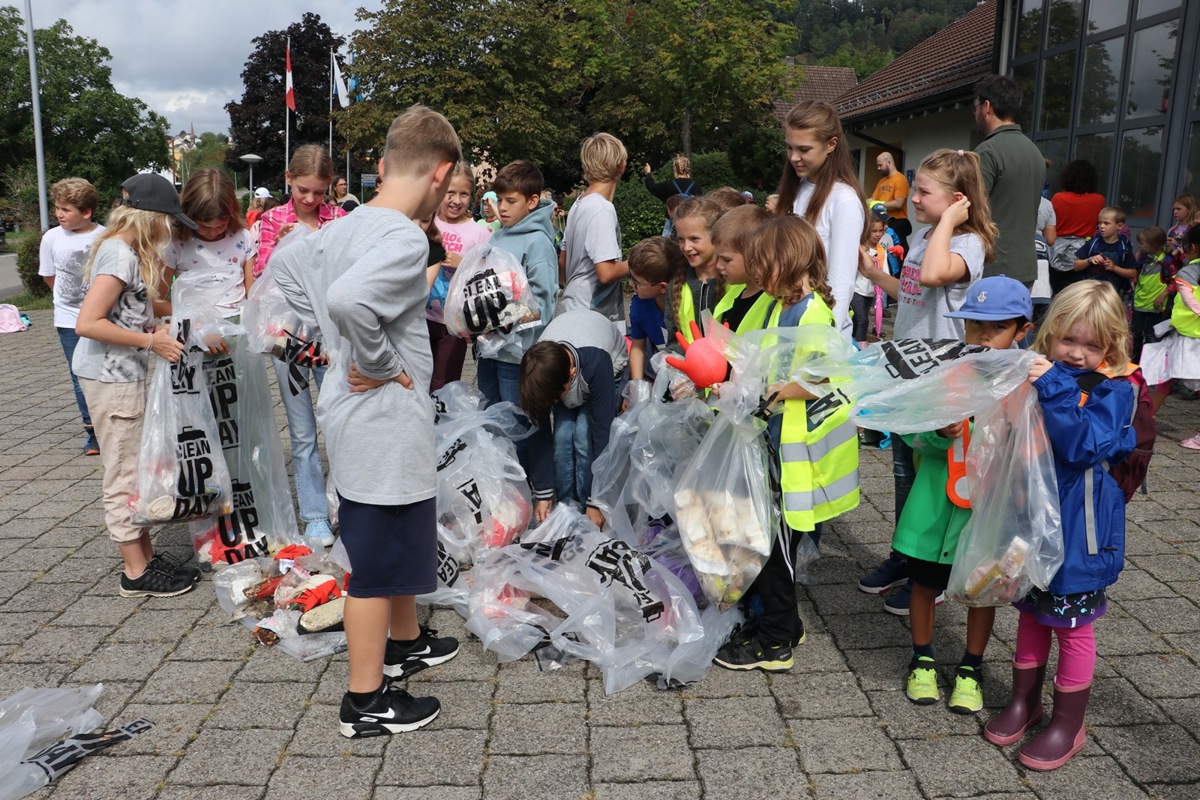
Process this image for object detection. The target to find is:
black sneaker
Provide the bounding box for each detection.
[713,634,794,672]
[858,553,908,594]
[147,552,201,584]
[119,562,195,598]
[383,626,460,679]
[793,616,807,648]
[339,683,440,738]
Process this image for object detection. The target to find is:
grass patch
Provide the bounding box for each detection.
[4,291,53,310]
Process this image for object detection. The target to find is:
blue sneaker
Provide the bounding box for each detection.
[883,582,945,617]
[858,553,908,594]
[304,519,336,548]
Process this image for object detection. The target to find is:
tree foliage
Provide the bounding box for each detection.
[178,132,232,185]
[224,13,358,189]
[0,7,169,216]
[339,0,791,188]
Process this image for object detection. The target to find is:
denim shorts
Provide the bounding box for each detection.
[338,496,438,597]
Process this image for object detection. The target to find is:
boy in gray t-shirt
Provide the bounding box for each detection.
[559,133,629,324]
[273,106,464,740]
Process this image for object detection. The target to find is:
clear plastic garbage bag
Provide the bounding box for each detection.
[188,335,301,568]
[131,319,234,525]
[171,270,244,349]
[466,505,705,695]
[673,413,777,608]
[946,380,1064,606]
[443,244,540,338]
[431,381,488,421]
[242,228,323,362]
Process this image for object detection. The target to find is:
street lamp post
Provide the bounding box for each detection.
[240,153,263,195]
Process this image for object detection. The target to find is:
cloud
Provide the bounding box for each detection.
[28,0,378,134]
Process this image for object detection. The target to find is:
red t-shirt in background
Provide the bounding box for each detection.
[1051,192,1106,238]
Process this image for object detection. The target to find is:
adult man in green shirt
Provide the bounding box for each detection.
[974,75,1046,286]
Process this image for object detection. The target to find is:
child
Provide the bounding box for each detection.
[245,187,272,227]
[984,280,1136,771]
[39,178,105,456]
[898,277,1034,712]
[559,133,629,326]
[164,169,257,315]
[73,174,195,597]
[1141,225,1200,431]
[851,219,892,346]
[671,197,725,343]
[710,204,772,333]
[1071,206,1137,299]
[713,215,859,671]
[272,105,463,738]
[478,190,502,233]
[1167,194,1198,250]
[1129,226,1171,364]
[481,160,559,408]
[764,194,779,214]
[626,237,684,382]
[255,145,346,546]
[427,162,491,390]
[519,309,629,529]
[855,148,996,614]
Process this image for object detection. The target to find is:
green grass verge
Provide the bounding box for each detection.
[4,291,53,310]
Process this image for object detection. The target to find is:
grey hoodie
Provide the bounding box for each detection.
[487,199,560,363]
[272,206,437,505]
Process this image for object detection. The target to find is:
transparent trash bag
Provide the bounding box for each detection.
[443,244,540,338]
[171,270,244,349]
[465,505,705,695]
[431,381,488,421]
[946,381,1064,606]
[796,339,1038,435]
[434,403,533,565]
[673,414,777,608]
[131,319,234,525]
[188,336,301,568]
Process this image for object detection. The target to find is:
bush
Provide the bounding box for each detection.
[17,231,50,298]
[729,125,785,192]
[614,175,666,255]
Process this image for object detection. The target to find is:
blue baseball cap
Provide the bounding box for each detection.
[944,276,1033,322]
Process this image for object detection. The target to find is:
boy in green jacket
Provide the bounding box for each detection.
[894,276,1033,714]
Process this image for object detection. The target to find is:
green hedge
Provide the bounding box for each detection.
[17,231,50,298]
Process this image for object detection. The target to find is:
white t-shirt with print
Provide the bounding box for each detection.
[71,239,152,383]
[893,228,986,340]
[38,224,105,328]
[162,230,257,318]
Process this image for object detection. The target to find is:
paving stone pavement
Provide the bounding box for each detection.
[3,307,1200,799]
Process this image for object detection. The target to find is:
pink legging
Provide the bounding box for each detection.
[1014,611,1096,688]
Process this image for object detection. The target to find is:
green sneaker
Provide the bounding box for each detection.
[905,656,939,705]
[948,666,984,714]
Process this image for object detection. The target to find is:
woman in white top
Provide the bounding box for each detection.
[775,100,868,337]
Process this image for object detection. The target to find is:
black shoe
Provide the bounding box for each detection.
[793,616,807,648]
[147,552,201,584]
[339,683,440,738]
[858,553,908,594]
[383,626,460,679]
[713,634,794,672]
[119,562,195,598]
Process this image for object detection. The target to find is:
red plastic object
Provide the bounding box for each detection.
[664,320,729,389]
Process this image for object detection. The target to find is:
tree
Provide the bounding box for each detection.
[0,7,169,214]
[225,13,351,190]
[178,132,232,185]
[341,0,582,184]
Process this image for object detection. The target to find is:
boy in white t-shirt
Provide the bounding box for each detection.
[39,178,105,455]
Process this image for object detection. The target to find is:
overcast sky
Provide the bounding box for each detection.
[29,1,384,135]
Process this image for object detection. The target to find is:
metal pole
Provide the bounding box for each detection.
[328,48,333,158]
[285,35,290,192]
[22,0,48,231]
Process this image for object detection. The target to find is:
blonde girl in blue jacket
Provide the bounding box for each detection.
[984,281,1136,771]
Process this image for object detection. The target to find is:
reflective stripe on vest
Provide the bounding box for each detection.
[947,423,971,509]
[776,295,861,531]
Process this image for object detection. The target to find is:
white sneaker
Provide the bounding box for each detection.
[304,519,336,548]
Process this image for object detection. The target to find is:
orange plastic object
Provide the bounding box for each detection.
[664,320,729,389]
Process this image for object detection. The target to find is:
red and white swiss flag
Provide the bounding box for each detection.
[285,44,296,111]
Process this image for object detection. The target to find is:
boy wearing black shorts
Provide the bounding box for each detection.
[273,106,463,737]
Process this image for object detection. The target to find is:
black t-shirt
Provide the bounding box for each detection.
[722,289,764,332]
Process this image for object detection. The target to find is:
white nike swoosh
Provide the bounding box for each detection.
[403,646,432,658]
[361,708,397,721]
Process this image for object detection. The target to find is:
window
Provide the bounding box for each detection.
[1118,127,1164,218]
[1046,0,1082,48]
[1014,62,1038,131]
[1137,0,1179,20]
[1015,0,1044,56]
[1125,19,1178,119]
[1185,122,1200,199]
[1039,138,1069,194]
[1040,51,1076,131]
[1078,38,1124,125]
[1086,0,1129,34]
[1075,132,1116,190]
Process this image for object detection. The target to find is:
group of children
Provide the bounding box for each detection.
[40,96,1190,766]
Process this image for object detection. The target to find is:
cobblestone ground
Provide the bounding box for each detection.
[3,308,1200,799]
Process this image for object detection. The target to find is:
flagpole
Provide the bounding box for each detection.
[328,48,333,158]
[285,35,291,189]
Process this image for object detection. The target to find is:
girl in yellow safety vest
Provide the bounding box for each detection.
[711,205,774,333]
[712,215,859,673]
[669,197,725,344]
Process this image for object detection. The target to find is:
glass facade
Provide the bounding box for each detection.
[1009,0,1198,225]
